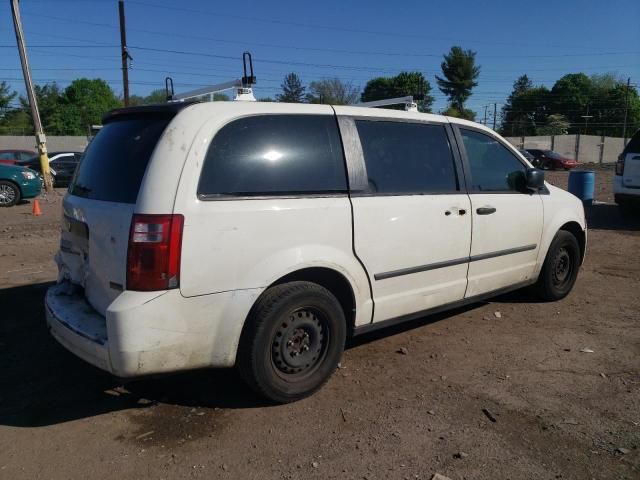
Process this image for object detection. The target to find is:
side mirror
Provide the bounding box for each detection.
[525,168,545,191]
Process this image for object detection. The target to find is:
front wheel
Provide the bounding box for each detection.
[535,230,581,301]
[0,181,20,207]
[237,281,346,403]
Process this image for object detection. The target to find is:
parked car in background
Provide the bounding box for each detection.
[45,102,586,403]
[614,129,640,211]
[526,149,578,170]
[19,152,83,187]
[0,149,36,165]
[518,149,536,164]
[0,163,42,207]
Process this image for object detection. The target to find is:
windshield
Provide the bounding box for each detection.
[543,150,563,159]
[69,115,173,203]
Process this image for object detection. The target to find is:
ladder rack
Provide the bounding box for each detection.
[354,96,418,112]
[165,51,257,103]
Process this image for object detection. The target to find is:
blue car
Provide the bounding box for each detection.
[0,163,42,207]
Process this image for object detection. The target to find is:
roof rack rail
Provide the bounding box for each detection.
[165,51,257,103]
[353,96,418,112]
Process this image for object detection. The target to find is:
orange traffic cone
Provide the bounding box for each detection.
[32,199,42,216]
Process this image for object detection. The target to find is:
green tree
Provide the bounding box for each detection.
[442,105,476,121]
[259,97,275,102]
[361,71,434,112]
[277,73,305,103]
[436,46,480,114]
[145,88,169,104]
[128,94,146,107]
[306,78,359,105]
[0,81,16,114]
[60,78,121,134]
[500,74,533,135]
[537,114,570,135]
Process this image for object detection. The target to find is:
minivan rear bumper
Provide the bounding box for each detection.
[45,281,263,377]
[45,283,110,371]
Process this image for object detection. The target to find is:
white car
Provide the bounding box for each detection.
[614,129,640,210]
[45,102,586,403]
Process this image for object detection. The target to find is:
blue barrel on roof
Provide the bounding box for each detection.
[568,170,595,206]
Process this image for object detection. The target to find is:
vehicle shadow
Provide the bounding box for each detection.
[586,203,640,232]
[0,282,512,428]
[0,282,269,429]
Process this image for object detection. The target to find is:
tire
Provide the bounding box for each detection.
[535,230,581,301]
[0,181,20,207]
[237,281,346,403]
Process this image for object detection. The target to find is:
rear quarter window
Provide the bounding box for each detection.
[197,115,347,197]
[69,115,172,203]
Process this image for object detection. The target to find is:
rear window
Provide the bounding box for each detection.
[197,115,347,197]
[623,129,640,154]
[69,115,172,203]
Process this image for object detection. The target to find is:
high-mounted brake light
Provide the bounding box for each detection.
[126,214,184,291]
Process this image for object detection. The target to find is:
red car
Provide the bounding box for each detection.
[526,149,578,170]
[0,149,36,165]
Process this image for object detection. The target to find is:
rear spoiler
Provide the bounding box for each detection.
[102,102,198,124]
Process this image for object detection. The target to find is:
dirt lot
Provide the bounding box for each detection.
[1,165,638,480]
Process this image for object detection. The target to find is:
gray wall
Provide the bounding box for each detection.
[505,134,626,164]
[0,136,88,153]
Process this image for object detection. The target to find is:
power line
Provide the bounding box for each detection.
[17,11,640,59]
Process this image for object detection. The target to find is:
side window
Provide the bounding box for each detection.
[0,153,14,160]
[461,129,526,192]
[18,152,33,161]
[198,115,347,196]
[355,120,458,194]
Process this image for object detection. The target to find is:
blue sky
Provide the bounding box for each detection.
[1,0,639,118]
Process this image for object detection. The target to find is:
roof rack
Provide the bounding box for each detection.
[353,96,418,112]
[165,51,257,103]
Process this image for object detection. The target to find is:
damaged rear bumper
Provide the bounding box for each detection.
[45,283,110,371]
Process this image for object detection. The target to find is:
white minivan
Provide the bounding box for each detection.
[46,101,586,403]
[614,129,640,211]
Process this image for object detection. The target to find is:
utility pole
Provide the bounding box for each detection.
[483,105,488,125]
[581,104,593,135]
[622,77,630,145]
[119,0,131,106]
[10,0,53,192]
[492,103,497,130]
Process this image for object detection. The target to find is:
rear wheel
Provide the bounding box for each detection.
[535,230,580,301]
[237,281,346,403]
[0,181,20,207]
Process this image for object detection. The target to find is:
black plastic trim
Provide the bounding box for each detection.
[469,244,536,262]
[374,257,469,280]
[353,280,534,336]
[374,244,537,281]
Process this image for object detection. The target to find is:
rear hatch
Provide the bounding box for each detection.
[57,108,178,316]
[622,133,640,188]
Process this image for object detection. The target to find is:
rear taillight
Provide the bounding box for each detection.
[127,214,184,291]
[616,154,625,176]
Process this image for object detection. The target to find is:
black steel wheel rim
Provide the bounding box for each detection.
[552,246,572,286]
[271,307,329,380]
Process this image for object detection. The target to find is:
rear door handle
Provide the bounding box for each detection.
[476,207,496,215]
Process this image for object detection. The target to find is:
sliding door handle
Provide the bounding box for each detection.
[476,206,496,215]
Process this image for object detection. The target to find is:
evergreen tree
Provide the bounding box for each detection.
[277,73,306,103]
[435,46,480,114]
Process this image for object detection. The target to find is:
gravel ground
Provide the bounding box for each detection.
[0,164,638,480]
